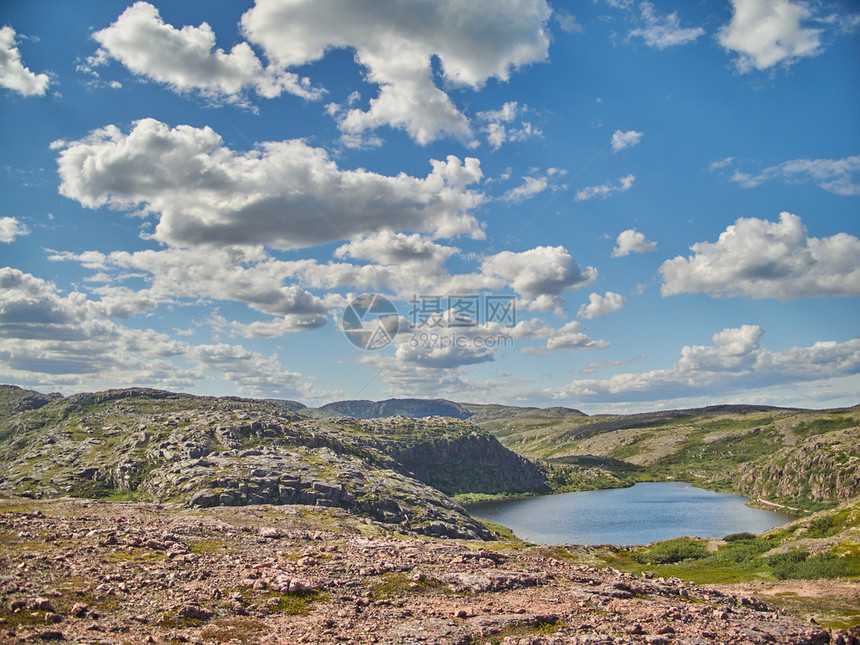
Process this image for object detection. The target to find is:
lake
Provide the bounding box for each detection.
[465,481,796,545]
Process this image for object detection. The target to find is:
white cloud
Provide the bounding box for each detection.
[502,176,549,203]
[577,291,626,319]
[0,267,331,400]
[728,155,860,196]
[241,0,552,144]
[554,325,860,403]
[89,2,322,101]
[56,118,486,249]
[627,2,704,49]
[0,217,30,243]
[575,174,635,201]
[660,212,860,300]
[580,354,646,375]
[612,228,657,257]
[0,26,50,97]
[709,156,735,170]
[475,246,596,307]
[554,10,584,34]
[718,0,821,73]
[610,129,643,152]
[477,102,542,150]
[49,245,328,327]
[334,230,456,266]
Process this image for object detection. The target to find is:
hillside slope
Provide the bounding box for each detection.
[2,386,554,539]
[476,405,860,511]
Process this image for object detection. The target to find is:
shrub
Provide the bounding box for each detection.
[714,540,770,564]
[805,516,835,539]
[632,538,709,565]
[766,550,849,580]
[723,532,757,542]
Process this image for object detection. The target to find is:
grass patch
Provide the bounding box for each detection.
[264,589,325,615]
[467,617,565,644]
[200,617,270,643]
[367,572,446,600]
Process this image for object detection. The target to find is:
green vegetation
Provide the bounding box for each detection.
[766,550,852,580]
[466,617,566,644]
[630,538,709,565]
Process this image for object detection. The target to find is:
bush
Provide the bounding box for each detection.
[632,538,709,565]
[805,516,834,539]
[766,550,849,580]
[714,540,770,564]
[723,532,757,542]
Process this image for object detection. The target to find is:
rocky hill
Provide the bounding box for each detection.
[0,386,603,540]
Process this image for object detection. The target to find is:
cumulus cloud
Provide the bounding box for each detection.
[241,0,552,144]
[0,267,330,400]
[0,217,30,243]
[49,245,328,327]
[476,246,596,308]
[627,2,704,49]
[334,231,457,267]
[659,212,860,299]
[477,102,542,150]
[554,324,860,402]
[502,176,546,203]
[610,129,643,152]
[718,0,821,72]
[89,2,322,101]
[56,118,486,249]
[728,155,860,196]
[575,174,635,201]
[0,26,50,96]
[612,228,657,257]
[577,291,626,319]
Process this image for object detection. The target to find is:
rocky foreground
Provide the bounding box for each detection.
[2,499,857,645]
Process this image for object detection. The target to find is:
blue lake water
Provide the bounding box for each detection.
[466,481,796,546]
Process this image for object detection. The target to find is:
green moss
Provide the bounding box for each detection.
[264,589,325,615]
[467,617,566,643]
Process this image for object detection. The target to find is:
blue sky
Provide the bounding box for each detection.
[1,0,858,413]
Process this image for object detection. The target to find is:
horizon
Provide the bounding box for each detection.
[1,0,858,415]
[3,382,855,417]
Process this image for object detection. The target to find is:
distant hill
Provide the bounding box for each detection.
[308,398,471,419]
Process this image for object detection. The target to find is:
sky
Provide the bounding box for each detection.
[1,0,858,414]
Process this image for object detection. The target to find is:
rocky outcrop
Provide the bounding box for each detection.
[390,429,547,496]
[0,387,576,540]
[733,427,860,502]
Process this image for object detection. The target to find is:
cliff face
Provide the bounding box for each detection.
[391,432,547,496]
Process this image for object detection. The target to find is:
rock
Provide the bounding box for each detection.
[31,597,55,612]
[177,605,214,620]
